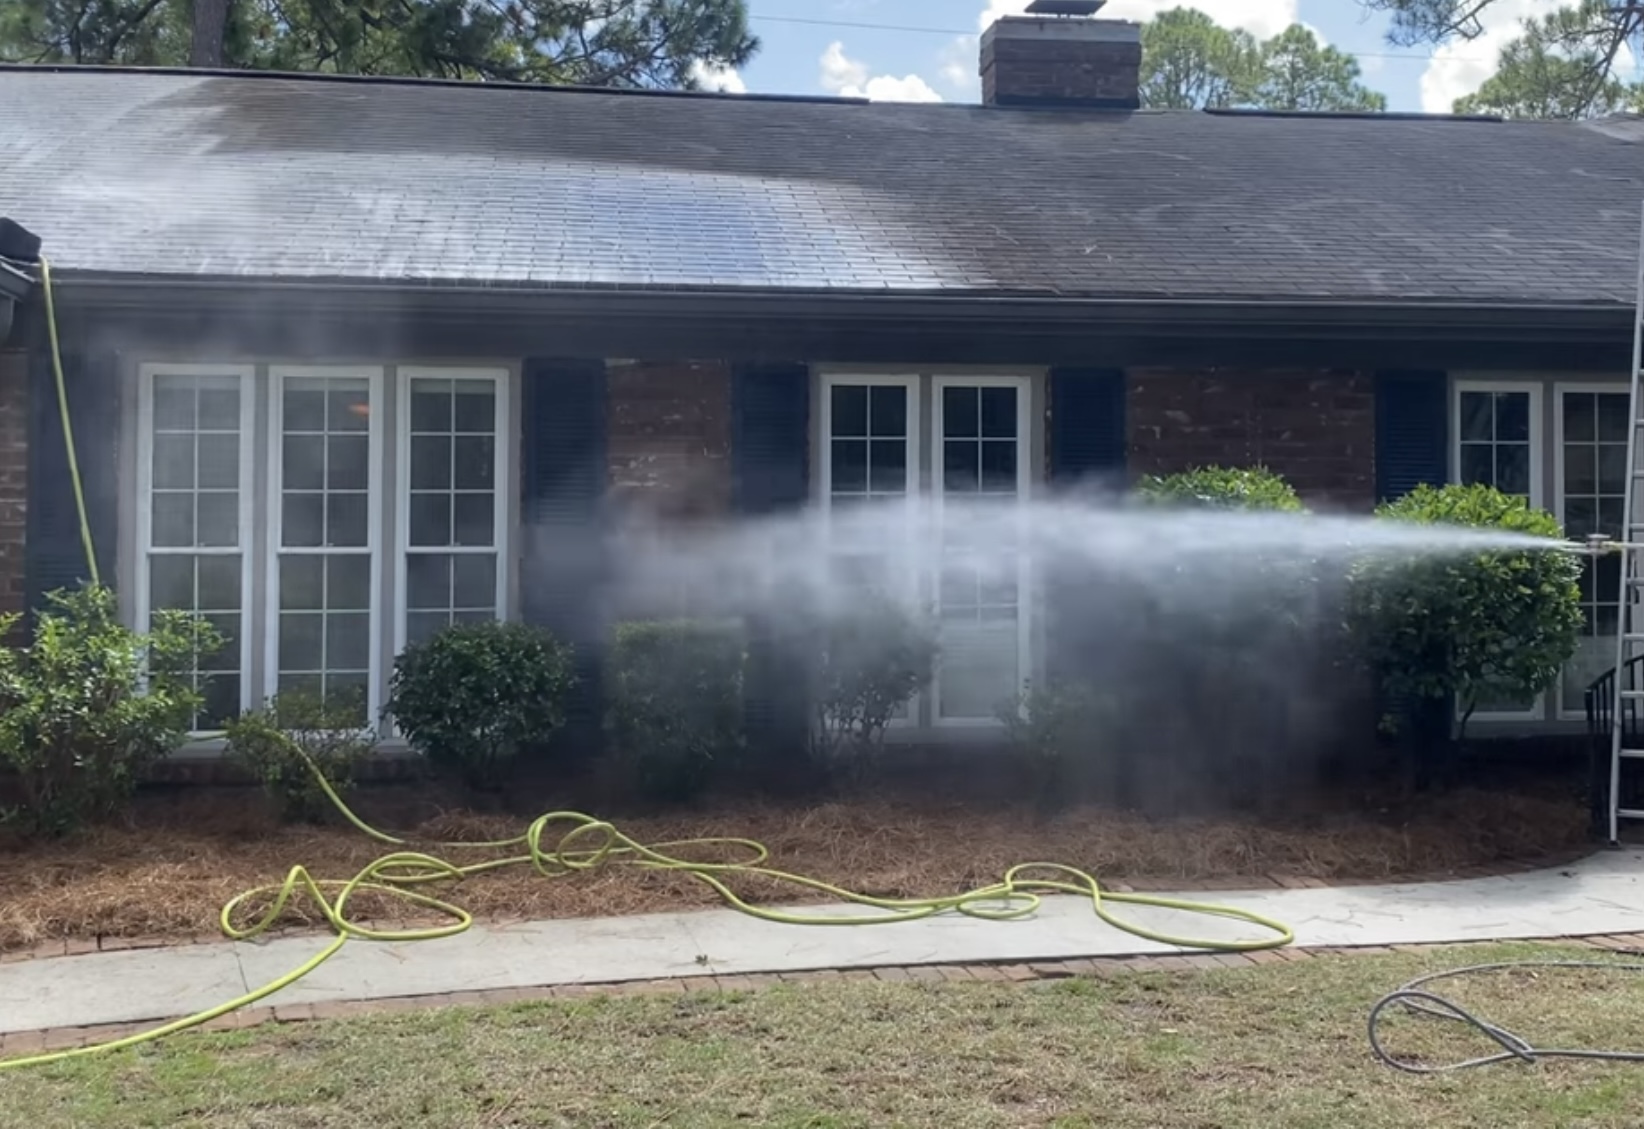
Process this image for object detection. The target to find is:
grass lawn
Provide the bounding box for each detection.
[4,943,1644,1127]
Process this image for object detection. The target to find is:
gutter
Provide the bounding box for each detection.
[50,273,1637,341]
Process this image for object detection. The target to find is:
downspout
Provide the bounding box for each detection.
[0,217,40,345]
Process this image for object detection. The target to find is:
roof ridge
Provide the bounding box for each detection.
[0,62,868,106]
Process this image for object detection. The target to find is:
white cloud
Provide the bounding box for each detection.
[689,59,747,94]
[976,0,1300,41]
[819,41,945,103]
[1417,0,1532,112]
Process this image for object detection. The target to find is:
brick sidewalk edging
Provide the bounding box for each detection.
[4,932,1641,1060]
[0,849,1596,966]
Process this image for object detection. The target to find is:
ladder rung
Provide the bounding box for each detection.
[1619,690,1644,699]
[1619,749,1644,760]
[1618,809,1644,820]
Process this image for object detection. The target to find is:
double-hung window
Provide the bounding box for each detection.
[820,372,1034,729]
[136,363,511,734]
[1557,385,1631,717]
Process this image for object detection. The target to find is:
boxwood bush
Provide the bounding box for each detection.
[386,621,576,788]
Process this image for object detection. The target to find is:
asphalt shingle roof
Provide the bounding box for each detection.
[2,67,1642,306]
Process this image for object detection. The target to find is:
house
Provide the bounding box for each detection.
[0,5,1640,754]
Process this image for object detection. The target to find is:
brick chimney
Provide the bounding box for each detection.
[980,0,1142,110]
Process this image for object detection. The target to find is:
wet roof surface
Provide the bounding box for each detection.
[2,68,1641,305]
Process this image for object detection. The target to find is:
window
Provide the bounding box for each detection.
[137,364,511,734]
[137,366,255,731]
[1452,381,1544,721]
[1558,386,1630,716]
[819,373,1034,729]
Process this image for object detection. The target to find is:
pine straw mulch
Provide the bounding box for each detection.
[0,783,1591,955]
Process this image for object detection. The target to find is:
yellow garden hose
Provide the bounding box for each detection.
[2,262,1291,1072]
[0,758,1294,1071]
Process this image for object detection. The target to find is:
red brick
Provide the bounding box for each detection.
[0,1030,47,1057]
[964,965,1009,982]
[272,1004,316,1024]
[904,966,946,984]
[872,967,911,982]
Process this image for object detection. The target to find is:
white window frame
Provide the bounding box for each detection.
[931,374,1034,729]
[1450,379,1545,723]
[1554,379,1630,720]
[393,366,513,660]
[818,373,923,729]
[134,363,258,736]
[263,366,386,722]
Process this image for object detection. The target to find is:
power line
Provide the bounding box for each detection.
[745,12,1498,64]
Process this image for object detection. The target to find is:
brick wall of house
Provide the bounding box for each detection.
[1127,368,1377,510]
[0,351,26,617]
[606,360,732,519]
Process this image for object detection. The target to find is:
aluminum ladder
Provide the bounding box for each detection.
[1607,199,1644,844]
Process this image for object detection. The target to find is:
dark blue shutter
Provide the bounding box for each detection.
[1045,368,1125,686]
[732,363,811,782]
[1374,371,1448,503]
[519,358,608,757]
[1048,367,1126,487]
[26,350,119,618]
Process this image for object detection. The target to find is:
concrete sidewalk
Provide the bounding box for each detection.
[4,848,1643,1036]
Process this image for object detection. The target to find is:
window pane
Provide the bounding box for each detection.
[1566,497,1596,538]
[283,493,324,547]
[198,388,239,430]
[1458,444,1493,487]
[831,440,867,492]
[197,556,240,610]
[328,556,371,611]
[199,675,240,730]
[197,494,238,547]
[411,436,452,489]
[938,621,1019,720]
[868,440,906,493]
[200,614,240,672]
[328,386,370,432]
[152,494,194,547]
[410,493,451,546]
[1599,444,1628,495]
[1495,444,1529,496]
[327,435,369,491]
[150,555,194,610]
[411,381,453,431]
[280,555,325,610]
[452,384,496,433]
[944,386,979,438]
[1566,444,1596,493]
[197,434,239,490]
[284,387,327,432]
[453,554,497,609]
[1599,393,1630,442]
[279,673,324,701]
[279,613,324,671]
[454,436,495,490]
[1600,498,1624,536]
[980,387,1016,438]
[1494,392,1529,442]
[869,386,906,438]
[407,553,451,609]
[326,494,369,547]
[1459,392,1492,442]
[944,441,980,492]
[453,494,494,546]
[1564,393,1596,443]
[283,435,326,491]
[326,613,371,671]
[153,434,195,489]
[153,382,196,430]
[981,441,1017,493]
[831,385,867,437]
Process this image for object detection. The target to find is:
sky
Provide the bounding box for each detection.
[694,0,1572,114]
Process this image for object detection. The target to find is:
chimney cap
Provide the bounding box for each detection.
[1024,0,1107,14]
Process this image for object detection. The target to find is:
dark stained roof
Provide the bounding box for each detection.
[1,67,1641,307]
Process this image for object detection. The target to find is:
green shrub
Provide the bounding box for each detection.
[225,690,376,823]
[999,680,1117,812]
[0,585,215,836]
[1346,483,1583,733]
[1134,466,1305,512]
[386,621,576,788]
[809,594,938,781]
[607,620,745,801]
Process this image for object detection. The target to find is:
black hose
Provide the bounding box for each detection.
[1369,958,1644,1073]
